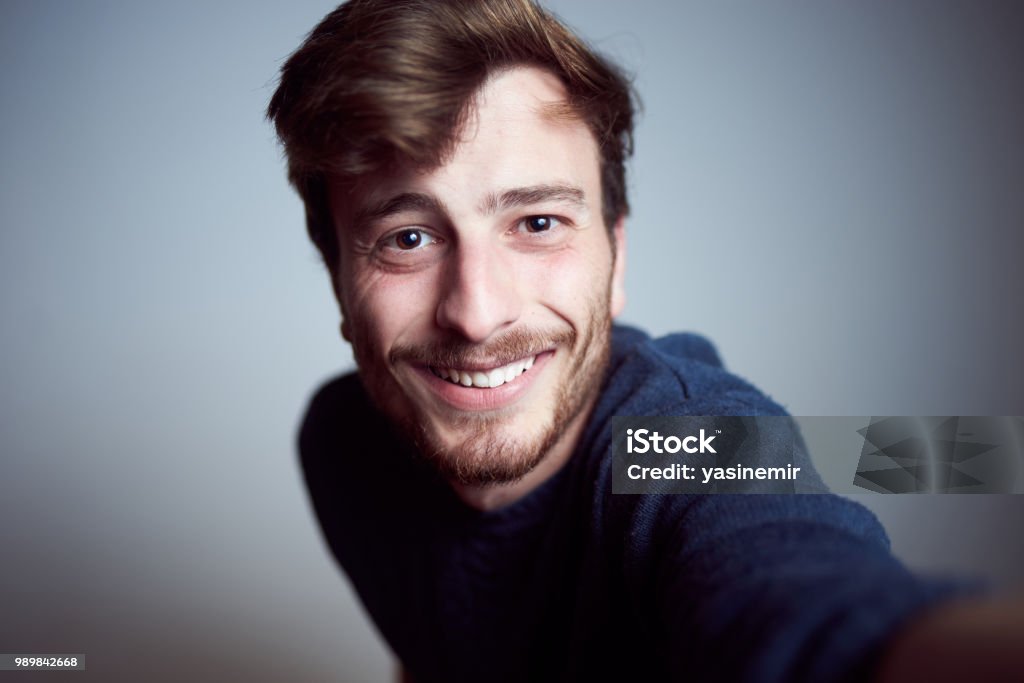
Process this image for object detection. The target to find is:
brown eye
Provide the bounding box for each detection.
[374,227,442,267]
[396,229,423,249]
[524,216,554,232]
[383,228,438,252]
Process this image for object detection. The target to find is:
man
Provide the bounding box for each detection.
[269,1,1019,680]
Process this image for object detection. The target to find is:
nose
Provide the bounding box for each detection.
[435,239,522,343]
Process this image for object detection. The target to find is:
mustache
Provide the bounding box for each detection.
[390,327,575,369]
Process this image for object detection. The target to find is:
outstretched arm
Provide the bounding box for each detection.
[624,493,983,682]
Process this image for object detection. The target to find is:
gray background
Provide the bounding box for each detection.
[2,1,1022,680]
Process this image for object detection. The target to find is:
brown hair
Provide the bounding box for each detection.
[267,0,636,272]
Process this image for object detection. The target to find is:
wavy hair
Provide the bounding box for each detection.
[268,0,636,272]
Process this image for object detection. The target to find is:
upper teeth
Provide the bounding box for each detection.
[431,356,536,388]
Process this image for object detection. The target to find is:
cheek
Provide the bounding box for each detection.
[520,242,613,316]
[342,269,439,351]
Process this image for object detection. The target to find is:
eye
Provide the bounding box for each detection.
[520,215,561,233]
[384,228,437,251]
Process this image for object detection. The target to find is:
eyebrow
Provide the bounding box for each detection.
[479,184,587,215]
[354,192,447,230]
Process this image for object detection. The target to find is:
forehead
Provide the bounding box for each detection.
[333,66,602,220]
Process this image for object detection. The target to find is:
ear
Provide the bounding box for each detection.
[609,216,627,317]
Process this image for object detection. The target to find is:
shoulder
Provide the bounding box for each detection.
[298,372,375,500]
[298,371,429,510]
[580,327,802,522]
[596,325,789,423]
[586,328,888,562]
[299,372,386,474]
[299,372,365,446]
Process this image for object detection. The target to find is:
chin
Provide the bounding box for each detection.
[411,411,560,487]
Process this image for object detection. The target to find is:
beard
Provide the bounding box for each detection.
[349,290,614,488]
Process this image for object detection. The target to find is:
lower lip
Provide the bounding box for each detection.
[411,351,555,412]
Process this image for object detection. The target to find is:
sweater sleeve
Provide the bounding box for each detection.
[629,491,981,683]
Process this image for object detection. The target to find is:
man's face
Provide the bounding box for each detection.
[328,66,626,486]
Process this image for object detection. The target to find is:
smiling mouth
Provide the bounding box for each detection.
[428,355,536,389]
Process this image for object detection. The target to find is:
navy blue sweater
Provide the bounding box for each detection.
[299,326,971,682]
